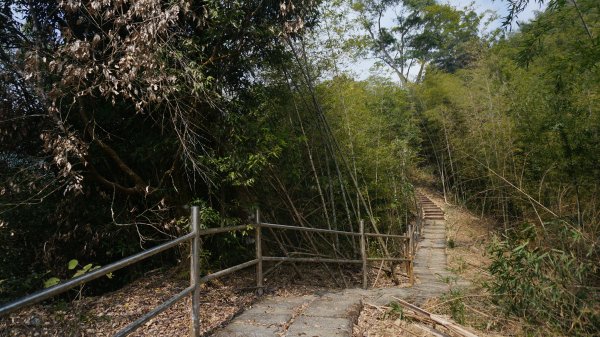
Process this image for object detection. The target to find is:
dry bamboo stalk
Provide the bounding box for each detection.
[391,297,481,337]
[267,228,304,279]
[413,323,451,337]
[373,260,385,287]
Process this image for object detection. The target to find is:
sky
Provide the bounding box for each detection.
[350,0,547,80]
[448,0,547,30]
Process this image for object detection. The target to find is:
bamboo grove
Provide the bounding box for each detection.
[1,0,599,335]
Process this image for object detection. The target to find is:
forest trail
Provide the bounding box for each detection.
[213,194,461,337]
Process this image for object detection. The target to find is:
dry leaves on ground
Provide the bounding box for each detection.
[1,260,405,337]
[1,269,257,337]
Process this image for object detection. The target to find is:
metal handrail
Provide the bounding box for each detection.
[1,204,426,336]
[114,285,195,337]
[258,222,409,239]
[0,231,196,317]
[258,221,363,236]
[262,256,363,264]
[0,206,254,337]
[257,214,420,289]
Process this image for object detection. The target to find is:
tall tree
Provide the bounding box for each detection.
[351,0,483,84]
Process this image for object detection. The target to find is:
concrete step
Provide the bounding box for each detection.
[213,293,361,337]
[216,194,459,337]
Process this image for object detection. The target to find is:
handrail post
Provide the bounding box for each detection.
[417,200,422,236]
[360,220,367,289]
[256,208,264,295]
[407,223,411,270]
[190,206,201,337]
[408,223,414,285]
[408,223,413,257]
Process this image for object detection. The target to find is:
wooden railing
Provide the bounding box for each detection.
[0,201,424,336]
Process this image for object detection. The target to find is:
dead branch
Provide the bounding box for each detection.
[391,297,481,337]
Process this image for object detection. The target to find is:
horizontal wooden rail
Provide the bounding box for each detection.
[262,256,410,265]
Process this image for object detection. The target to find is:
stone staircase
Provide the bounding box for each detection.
[212,193,457,337]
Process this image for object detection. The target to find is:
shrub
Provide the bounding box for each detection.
[486,224,599,335]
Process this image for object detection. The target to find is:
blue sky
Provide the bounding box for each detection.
[447,0,547,30]
[350,0,547,79]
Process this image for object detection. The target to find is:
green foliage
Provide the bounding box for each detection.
[188,200,253,269]
[487,224,599,335]
[437,274,459,285]
[67,259,78,271]
[411,3,600,334]
[44,260,112,290]
[414,0,599,223]
[385,301,404,319]
[441,289,466,324]
[0,0,321,300]
[318,76,420,233]
[43,277,61,289]
[351,0,486,83]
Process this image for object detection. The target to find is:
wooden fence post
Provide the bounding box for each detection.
[360,220,367,289]
[190,206,201,337]
[256,208,264,295]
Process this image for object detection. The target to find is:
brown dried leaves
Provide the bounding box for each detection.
[52,0,188,111]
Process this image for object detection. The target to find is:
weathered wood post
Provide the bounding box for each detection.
[256,208,264,295]
[190,206,201,337]
[360,219,367,289]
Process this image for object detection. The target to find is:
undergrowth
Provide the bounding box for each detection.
[486,223,600,336]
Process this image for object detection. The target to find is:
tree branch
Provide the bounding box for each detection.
[78,99,152,194]
[86,162,142,195]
